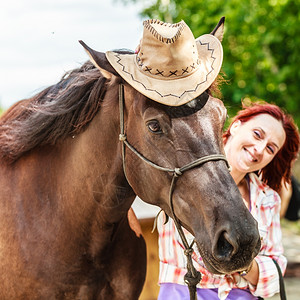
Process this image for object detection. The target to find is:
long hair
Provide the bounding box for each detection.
[0,61,107,163]
[223,101,300,192]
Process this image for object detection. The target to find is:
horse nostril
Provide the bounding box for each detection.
[214,231,237,261]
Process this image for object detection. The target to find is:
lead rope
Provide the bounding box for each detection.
[169,174,201,300]
[118,84,230,300]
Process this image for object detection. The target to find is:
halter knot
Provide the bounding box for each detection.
[184,248,194,256]
[119,134,127,141]
[184,270,202,286]
[174,168,182,176]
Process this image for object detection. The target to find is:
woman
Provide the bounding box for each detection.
[157,101,300,300]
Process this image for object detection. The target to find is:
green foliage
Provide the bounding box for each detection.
[118,0,300,127]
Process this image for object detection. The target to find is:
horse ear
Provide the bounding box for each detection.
[210,16,225,42]
[79,40,118,79]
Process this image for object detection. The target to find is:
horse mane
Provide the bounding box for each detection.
[0,61,107,163]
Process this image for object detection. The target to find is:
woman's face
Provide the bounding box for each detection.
[224,114,286,175]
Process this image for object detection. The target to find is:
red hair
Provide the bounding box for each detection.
[223,101,300,192]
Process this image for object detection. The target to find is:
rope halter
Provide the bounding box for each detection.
[118,84,230,300]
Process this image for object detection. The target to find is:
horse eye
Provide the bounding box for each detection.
[147,120,162,133]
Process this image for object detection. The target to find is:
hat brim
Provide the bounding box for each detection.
[106,34,223,106]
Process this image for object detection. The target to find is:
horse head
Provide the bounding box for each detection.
[80,18,261,275]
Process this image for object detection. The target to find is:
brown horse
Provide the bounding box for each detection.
[0,24,260,300]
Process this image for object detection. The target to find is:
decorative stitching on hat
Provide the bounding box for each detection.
[143,19,185,44]
[112,40,217,100]
[136,19,201,78]
[138,64,198,77]
[136,57,199,78]
[144,66,152,73]
[136,54,201,78]
[155,69,164,76]
[169,70,178,76]
[199,40,217,73]
[190,63,196,70]
[182,67,189,74]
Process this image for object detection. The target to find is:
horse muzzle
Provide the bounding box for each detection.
[196,225,261,274]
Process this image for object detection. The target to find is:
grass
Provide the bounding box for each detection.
[281,218,300,235]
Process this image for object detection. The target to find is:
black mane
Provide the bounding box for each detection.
[165,91,209,118]
[0,61,106,163]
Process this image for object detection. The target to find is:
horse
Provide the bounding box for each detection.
[0,21,261,299]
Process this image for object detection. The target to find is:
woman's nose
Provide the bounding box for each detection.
[254,141,266,155]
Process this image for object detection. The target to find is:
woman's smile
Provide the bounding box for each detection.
[225,113,286,183]
[243,147,258,163]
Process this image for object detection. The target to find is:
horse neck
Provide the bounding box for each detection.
[62,85,135,223]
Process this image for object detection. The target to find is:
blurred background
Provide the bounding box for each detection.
[0,0,142,110]
[1,0,300,126]
[121,0,300,126]
[1,0,299,299]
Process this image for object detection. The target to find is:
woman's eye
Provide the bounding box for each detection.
[254,130,261,138]
[267,145,275,154]
[147,120,162,133]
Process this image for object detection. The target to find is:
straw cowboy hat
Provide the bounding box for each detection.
[82,18,225,106]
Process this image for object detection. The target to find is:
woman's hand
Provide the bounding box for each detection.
[242,259,259,286]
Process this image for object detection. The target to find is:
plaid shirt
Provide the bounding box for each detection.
[157,172,287,300]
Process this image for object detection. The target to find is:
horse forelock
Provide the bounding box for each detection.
[0,61,107,163]
[165,91,209,118]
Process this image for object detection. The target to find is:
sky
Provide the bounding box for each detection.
[0,0,144,109]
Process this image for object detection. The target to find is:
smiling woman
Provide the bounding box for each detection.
[157,101,300,300]
[225,114,286,189]
[223,102,299,192]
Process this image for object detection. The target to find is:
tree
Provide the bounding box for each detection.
[118,0,300,126]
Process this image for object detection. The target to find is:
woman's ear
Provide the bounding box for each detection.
[229,120,241,136]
